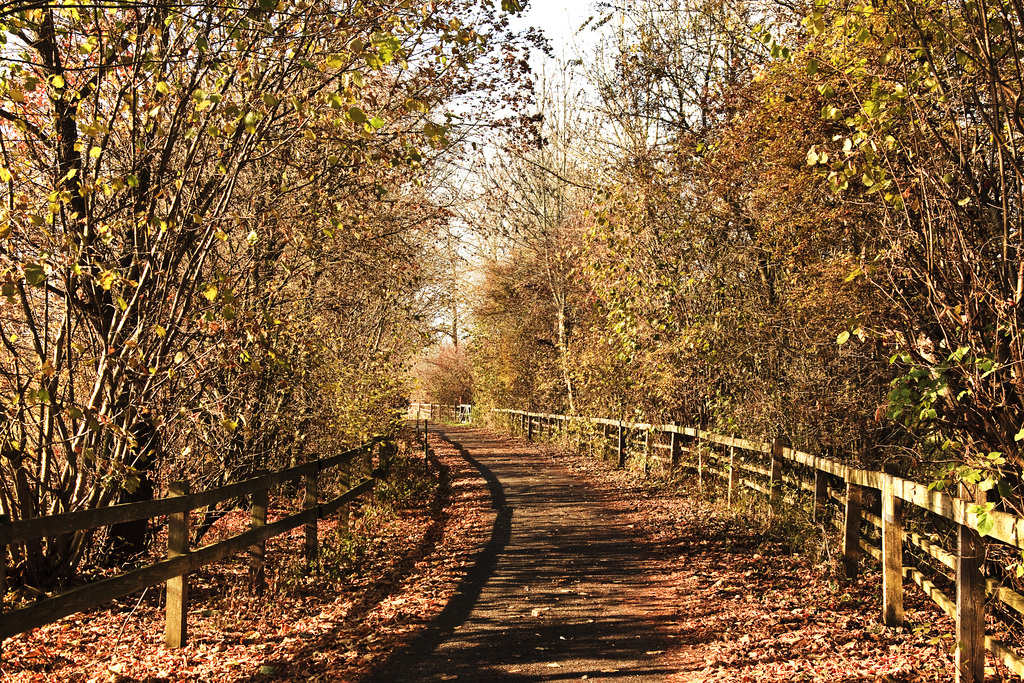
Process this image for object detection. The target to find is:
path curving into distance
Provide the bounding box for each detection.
[368,426,675,682]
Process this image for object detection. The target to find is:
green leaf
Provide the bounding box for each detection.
[23,263,46,286]
[405,99,428,113]
[971,503,996,537]
[806,58,818,75]
[348,106,367,124]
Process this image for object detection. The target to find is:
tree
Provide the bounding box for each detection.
[0,0,536,587]
[469,67,598,415]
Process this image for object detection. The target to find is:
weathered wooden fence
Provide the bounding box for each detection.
[495,408,1024,683]
[408,403,472,424]
[0,435,395,652]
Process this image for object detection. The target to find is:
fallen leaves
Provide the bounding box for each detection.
[1,430,493,683]
[528,437,1020,683]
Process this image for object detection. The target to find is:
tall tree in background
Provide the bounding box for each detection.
[469,70,598,414]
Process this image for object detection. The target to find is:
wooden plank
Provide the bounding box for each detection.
[0,554,191,641]
[340,459,351,533]
[250,481,267,596]
[304,470,319,567]
[814,470,828,523]
[164,481,190,649]
[5,441,377,544]
[728,447,738,506]
[770,437,785,505]
[849,468,885,490]
[787,450,849,479]
[701,432,770,454]
[957,483,986,683]
[321,478,377,517]
[986,637,1024,679]
[906,529,957,572]
[904,565,956,618]
[697,441,704,488]
[844,483,862,580]
[860,537,882,561]
[191,508,318,568]
[0,502,348,642]
[617,421,625,468]
[882,476,904,626]
[7,495,191,545]
[740,461,771,478]
[0,515,6,654]
[988,582,1024,616]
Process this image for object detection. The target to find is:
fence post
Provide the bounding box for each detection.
[814,469,829,523]
[644,429,650,475]
[250,473,268,595]
[165,480,191,649]
[527,414,534,441]
[881,474,903,626]
[304,467,319,568]
[617,420,626,468]
[670,426,681,470]
[697,439,704,488]
[423,419,430,463]
[362,440,373,478]
[770,436,786,505]
[0,514,7,656]
[956,483,986,683]
[728,446,738,506]
[843,480,861,580]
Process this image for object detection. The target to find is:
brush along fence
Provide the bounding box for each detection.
[0,435,395,652]
[495,408,1024,683]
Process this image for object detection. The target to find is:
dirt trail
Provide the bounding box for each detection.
[368,426,676,682]
[368,425,981,683]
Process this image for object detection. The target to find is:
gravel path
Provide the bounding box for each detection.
[369,426,674,682]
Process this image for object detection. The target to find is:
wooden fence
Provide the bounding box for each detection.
[408,403,472,424]
[495,408,1024,683]
[0,435,395,652]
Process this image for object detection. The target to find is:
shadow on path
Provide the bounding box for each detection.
[367,427,675,682]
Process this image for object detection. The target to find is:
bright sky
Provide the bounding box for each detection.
[509,0,601,64]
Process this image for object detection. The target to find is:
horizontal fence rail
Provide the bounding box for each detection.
[408,403,472,424]
[0,435,395,652]
[494,408,1024,682]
